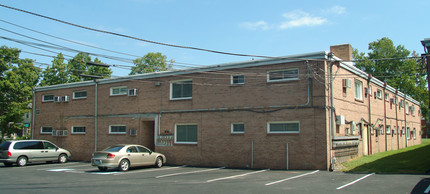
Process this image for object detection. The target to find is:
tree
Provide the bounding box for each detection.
[40,52,112,85]
[353,37,428,120]
[0,46,40,141]
[129,52,173,75]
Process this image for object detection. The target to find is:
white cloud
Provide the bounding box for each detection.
[279,10,327,29]
[240,20,270,30]
[323,5,346,15]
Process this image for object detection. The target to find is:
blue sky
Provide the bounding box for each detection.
[0,0,429,77]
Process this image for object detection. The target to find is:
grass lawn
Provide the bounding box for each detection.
[342,138,430,174]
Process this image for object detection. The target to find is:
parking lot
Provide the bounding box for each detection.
[0,162,428,193]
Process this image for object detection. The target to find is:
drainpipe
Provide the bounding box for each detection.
[367,75,372,155]
[327,52,335,171]
[94,80,98,152]
[395,90,400,150]
[383,82,387,152]
[404,93,408,148]
[31,88,36,140]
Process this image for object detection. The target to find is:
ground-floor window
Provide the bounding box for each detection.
[72,126,86,134]
[175,124,197,144]
[231,123,245,134]
[267,121,300,134]
[109,125,126,134]
[41,126,53,134]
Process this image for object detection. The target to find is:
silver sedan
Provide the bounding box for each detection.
[91,144,166,171]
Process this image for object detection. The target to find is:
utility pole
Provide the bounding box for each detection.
[421,38,430,122]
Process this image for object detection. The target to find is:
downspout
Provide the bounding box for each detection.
[395,90,400,150]
[404,93,408,147]
[94,80,98,152]
[383,82,387,152]
[327,53,335,171]
[367,75,372,155]
[31,88,36,140]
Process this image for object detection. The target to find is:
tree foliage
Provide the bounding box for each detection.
[0,46,40,140]
[129,52,173,75]
[353,37,428,120]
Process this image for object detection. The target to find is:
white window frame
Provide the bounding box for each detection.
[175,123,198,144]
[386,125,391,134]
[406,127,410,139]
[231,122,245,134]
[42,94,55,102]
[110,86,128,96]
[405,102,409,114]
[170,79,193,100]
[231,75,245,85]
[413,128,416,139]
[71,126,86,134]
[109,125,127,134]
[41,126,53,134]
[385,93,389,101]
[73,90,87,99]
[267,68,299,82]
[354,79,363,101]
[267,121,300,134]
[376,89,382,99]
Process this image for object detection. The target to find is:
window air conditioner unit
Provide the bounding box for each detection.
[62,96,69,102]
[52,130,58,136]
[62,130,68,136]
[129,129,137,136]
[54,96,61,102]
[128,89,138,96]
[58,130,63,136]
[342,79,352,88]
[336,115,345,125]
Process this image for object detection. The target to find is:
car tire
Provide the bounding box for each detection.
[3,162,13,167]
[58,154,68,163]
[118,159,130,171]
[155,157,163,168]
[98,167,108,172]
[17,156,28,167]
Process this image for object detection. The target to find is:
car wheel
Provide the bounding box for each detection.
[17,156,28,167]
[98,167,108,172]
[155,157,163,168]
[58,154,68,163]
[118,159,130,171]
[3,162,13,167]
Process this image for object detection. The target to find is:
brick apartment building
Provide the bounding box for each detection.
[32,44,422,170]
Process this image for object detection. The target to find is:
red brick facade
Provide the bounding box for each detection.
[32,45,422,170]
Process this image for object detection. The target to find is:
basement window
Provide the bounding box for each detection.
[170,80,192,100]
[72,126,86,134]
[110,86,127,96]
[175,124,197,144]
[267,69,299,82]
[109,125,126,134]
[267,121,300,134]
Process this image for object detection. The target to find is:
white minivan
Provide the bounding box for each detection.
[0,140,71,167]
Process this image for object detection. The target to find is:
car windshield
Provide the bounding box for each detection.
[103,145,124,152]
[0,142,11,150]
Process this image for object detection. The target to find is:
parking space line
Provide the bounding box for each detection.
[38,164,91,170]
[265,170,319,186]
[18,162,80,168]
[206,169,269,183]
[114,165,187,176]
[156,167,225,178]
[336,173,375,190]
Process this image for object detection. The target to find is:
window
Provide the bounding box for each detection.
[413,128,416,139]
[43,142,57,149]
[406,127,410,139]
[231,123,245,134]
[345,128,350,136]
[175,124,197,144]
[170,80,192,100]
[386,125,391,134]
[41,126,53,134]
[267,121,300,134]
[73,91,87,99]
[42,94,54,102]
[385,93,389,101]
[72,126,86,134]
[231,75,245,85]
[376,89,382,99]
[109,125,126,134]
[13,141,44,149]
[405,102,409,114]
[411,105,415,116]
[267,69,299,82]
[110,86,128,96]
[354,79,363,101]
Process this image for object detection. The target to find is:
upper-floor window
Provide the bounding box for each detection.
[385,93,389,101]
[231,123,245,134]
[376,89,382,99]
[170,79,192,100]
[267,121,300,134]
[73,91,87,99]
[405,102,409,114]
[267,69,299,82]
[231,75,245,85]
[42,94,54,102]
[110,86,127,96]
[354,79,363,101]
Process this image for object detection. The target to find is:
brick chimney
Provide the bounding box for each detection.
[330,44,352,61]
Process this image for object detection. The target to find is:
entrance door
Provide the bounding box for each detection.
[141,121,155,150]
